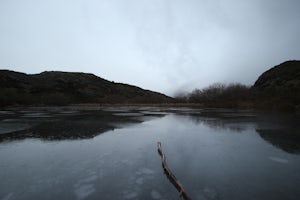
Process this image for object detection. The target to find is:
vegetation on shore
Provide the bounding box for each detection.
[174,61,300,111]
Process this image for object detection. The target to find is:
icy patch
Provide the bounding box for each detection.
[0,111,14,115]
[135,177,144,185]
[59,111,79,114]
[0,123,31,134]
[136,168,155,175]
[74,173,98,200]
[113,113,144,117]
[151,190,162,199]
[140,111,168,115]
[269,156,288,164]
[56,111,79,116]
[2,119,19,122]
[102,107,131,112]
[74,174,98,188]
[79,175,98,184]
[1,193,14,200]
[201,187,219,200]
[74,184,95,200]
[123,191,138,199]
[22,112,50,118]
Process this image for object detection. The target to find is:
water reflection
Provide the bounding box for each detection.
[256,129,300,154]
[256,113,300,154]
[174,109,257,133]
[1,107,299,155]
[0,107,166,142]
[172,109,300,154]
[0,107,300,200]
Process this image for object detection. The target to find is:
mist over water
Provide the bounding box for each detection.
[0,107,299,200]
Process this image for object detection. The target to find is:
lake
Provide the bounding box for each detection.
[0,107,299,200]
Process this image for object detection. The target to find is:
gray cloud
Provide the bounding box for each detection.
[0,0,299,95]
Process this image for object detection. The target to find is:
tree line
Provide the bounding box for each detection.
[174,83,299,111]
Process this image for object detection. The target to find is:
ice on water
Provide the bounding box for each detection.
[269,156,289,164]
[74,184,95,200]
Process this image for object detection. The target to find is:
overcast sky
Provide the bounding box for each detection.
[0,0,299,95]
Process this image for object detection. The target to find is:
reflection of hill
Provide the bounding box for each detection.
[174,109,300,154]
[255,113,300,154]
[0,109,165,141]
[176,109,257,132]
[256,129,300,154]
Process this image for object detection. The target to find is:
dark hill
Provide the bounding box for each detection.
[253,60,300,110]
[0,70,174,106]
[254,60,300,89]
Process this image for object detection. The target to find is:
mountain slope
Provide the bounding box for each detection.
[0,70,174,106]
[253,60,300,110]
[254,60,300,89]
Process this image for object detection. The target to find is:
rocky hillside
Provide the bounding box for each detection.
[254,60,300,89]
[0,70,174,106]
[253,60,300,110]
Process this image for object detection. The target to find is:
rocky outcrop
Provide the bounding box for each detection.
[254,60,300,89]
[252,60,300,111]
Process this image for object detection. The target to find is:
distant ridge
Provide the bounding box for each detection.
[0,70,174,106]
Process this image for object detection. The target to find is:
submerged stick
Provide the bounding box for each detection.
[157,142,192,200]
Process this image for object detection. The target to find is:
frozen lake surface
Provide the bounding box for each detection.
[0,107,300,200]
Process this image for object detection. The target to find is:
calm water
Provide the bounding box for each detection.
[0,107,299,200]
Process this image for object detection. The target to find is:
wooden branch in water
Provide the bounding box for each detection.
[157,142,192,200]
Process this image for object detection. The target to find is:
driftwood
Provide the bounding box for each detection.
[157,142,192,200]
